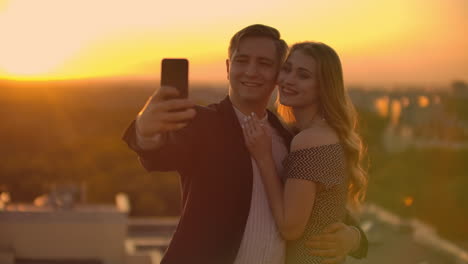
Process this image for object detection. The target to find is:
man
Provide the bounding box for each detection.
[123,24,367,264]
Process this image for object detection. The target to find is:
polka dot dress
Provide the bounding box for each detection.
[282,143,349,264]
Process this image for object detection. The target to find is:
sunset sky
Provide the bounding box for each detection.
[0,0,466,86]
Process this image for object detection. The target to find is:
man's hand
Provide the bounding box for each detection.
[306,222,360,264]
[136,86,196,137]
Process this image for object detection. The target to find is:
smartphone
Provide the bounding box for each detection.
[161,58,189,98]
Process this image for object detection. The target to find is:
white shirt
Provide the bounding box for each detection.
[232,107,288,264]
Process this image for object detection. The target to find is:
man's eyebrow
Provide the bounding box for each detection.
[233,54,249,59]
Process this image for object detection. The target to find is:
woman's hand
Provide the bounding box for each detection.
[241,113,272,163]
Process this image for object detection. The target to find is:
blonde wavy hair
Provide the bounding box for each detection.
[277,42,368,210]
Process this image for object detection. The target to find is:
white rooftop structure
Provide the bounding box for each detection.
[0,203,140,264]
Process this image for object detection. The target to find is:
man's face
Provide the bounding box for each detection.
[226,37,280,106]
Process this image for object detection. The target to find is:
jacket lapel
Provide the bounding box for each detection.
[216,95,253,178]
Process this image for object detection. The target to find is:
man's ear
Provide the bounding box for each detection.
[226,59,230,80]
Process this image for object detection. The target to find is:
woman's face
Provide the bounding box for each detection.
[277,50,320,108]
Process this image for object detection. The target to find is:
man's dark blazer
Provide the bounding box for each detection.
[123,96,367,264]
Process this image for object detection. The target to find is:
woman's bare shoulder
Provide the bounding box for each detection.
[290,124,339,152]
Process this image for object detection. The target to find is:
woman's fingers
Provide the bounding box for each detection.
[251,114,261,133]
[242,112,267,141]
[241,122,248,136]
[245,115,254,137]
[250,113,265,136]
[242,119,253,146]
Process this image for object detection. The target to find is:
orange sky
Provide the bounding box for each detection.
[0,0,466,86]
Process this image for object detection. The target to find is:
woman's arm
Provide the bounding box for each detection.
[242,114,317,240]
[243,114,365,263]
[256,157,317,240]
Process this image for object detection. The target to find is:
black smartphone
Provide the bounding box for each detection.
[161,58,189,98]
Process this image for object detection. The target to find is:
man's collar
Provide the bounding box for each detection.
[232,104,268,123]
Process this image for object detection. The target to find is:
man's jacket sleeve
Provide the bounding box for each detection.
[344,212,368,259]
[122,120,193,172]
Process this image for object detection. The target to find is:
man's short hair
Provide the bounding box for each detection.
[228,24,288,64]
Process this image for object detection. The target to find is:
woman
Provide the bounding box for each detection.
[242,42,368,263]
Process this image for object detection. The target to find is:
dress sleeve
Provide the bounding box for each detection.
[283,144,347,190]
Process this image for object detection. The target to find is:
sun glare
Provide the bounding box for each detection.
[0,0,466,83]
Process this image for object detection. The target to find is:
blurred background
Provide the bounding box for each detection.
[0,0,467,263]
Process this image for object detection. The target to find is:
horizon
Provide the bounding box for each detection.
[0,75,462,91]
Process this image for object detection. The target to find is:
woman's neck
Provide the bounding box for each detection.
[293,104,322,131]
